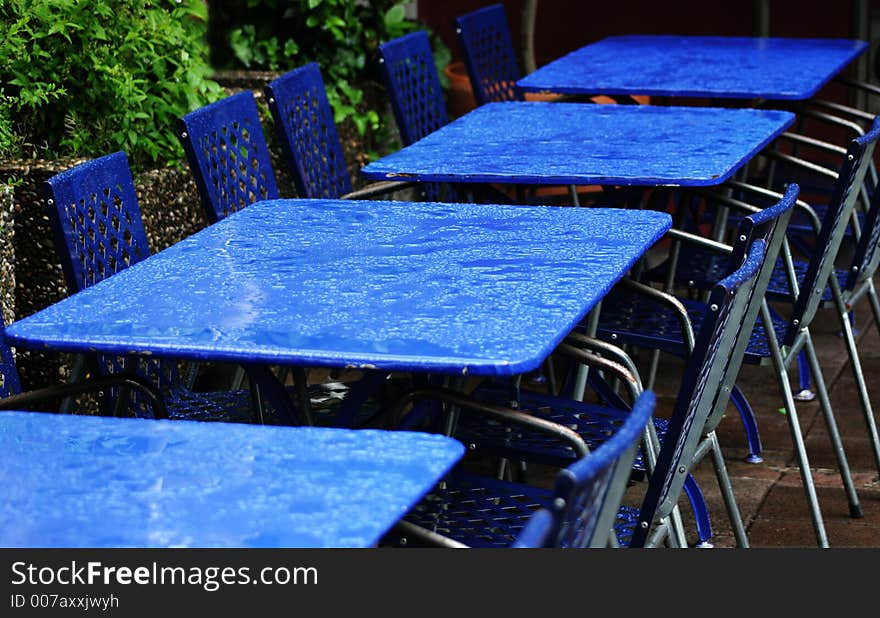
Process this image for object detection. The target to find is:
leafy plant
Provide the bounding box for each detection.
[210,1,450,154]
[0,0,224,167]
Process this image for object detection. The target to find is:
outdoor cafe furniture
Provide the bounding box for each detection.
[0,410,463,548]
[360,102,794,196]
[516,35,868,103]
[5,198,672,428]
[388,390,656,548]
[395,232,768,548]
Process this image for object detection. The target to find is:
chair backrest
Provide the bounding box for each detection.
[523,390,655,548]
[378,30,450,147]
[786,116,880,344]
[631,238,768,547]
[178,90,280,224]
[844,159,880,291]
[43,151,151,293]
[264,63,353,199]
[455,3,522,105]
[0,318,22,398]
[703,184,798,437]
[43,153,178,416]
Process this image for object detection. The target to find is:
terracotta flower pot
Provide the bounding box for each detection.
[444,61,477,117]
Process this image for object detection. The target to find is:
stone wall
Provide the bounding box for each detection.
[0,158,208,389]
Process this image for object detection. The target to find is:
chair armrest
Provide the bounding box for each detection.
[561,332,644,393]
[617,278,696,354]
[794,107,866,139]
[723,180,823,235]
[760,149,840,181]
[388,386,589,458]
[807,99,875,125]
[341,180,420,200]
[554,340,642,404]
[0,373,167,419]
[389,519,469,548]
[776,131,849,156]
[834,77,880,99]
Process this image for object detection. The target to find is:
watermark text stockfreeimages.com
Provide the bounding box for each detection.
[10,560,317,593]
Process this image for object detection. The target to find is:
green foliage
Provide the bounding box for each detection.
[212,1,450,153]
[0,0,224,167]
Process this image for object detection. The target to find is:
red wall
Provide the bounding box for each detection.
[418,1,856,67]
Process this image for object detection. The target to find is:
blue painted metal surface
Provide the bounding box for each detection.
[361,102,794,187]
[265,63,354,199]
[517,35,868,100]
[456,3,521,105]
[178,91,280,224]
[0,411,464,547]
[6,199,671,376]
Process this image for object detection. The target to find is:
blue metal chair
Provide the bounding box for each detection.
[178,90,280,224]
[392,236,767,547]
[42,151,289,422]
[0,315,166,416]
[264,63,416,200]
[388,390,655,548]
[377,30,459,203]
[600,136,880,549]
[455,3,521,106]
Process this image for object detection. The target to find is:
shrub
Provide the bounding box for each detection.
[208,1,450,153]
[0,0,223,167]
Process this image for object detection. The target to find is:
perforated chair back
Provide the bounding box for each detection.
[845,158,880,291]
[178,91,280,223]
[0,319,22,398]
[43,153,178,417]
[43,152,150,293]
[786,117,880,344]
[265,63,353,199]
[538,390,655,548]
[703,184,798,435]
[455,3,521,105]
[378,31,450,147]
[632,239,767,547]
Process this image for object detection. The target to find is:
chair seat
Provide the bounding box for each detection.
[389,469,638,548]
[595,286,790,364]
[455,381,661,473]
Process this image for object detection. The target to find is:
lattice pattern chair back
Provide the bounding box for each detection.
[178,91,280,224]
[631,239,767,547]
[542,390,655,548]
[44,152,150,293]
[378,31,450,147]
[0,318,22,398]
[265,63,353,199]
[43,153,179,417]
[379,31,455,201]
[456,3,521,105]
[786,117,880,344]
[703,185,797,435]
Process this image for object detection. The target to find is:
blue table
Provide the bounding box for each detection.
[360,102,794,187]
[5,199,671,377]
[516,35,868,101]
[0,410,464,547]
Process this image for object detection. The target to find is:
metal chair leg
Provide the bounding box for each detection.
[730,384,764,463]
[683,474,714,547]
[794,348,816,401]
[761,303,829,547]
[803,332,864,517]
[707,431,749,548]
[832,286,880,477]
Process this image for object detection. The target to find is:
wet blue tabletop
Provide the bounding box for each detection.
[0,411,464,547]
[517,35,868,100]
[361,102,794,187]
[5,199,671,376]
